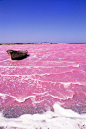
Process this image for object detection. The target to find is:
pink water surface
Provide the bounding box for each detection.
[0,44,86,118]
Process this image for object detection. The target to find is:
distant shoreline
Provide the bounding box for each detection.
[0,43,86,45]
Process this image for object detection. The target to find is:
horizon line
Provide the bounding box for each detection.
[0,42,86,45]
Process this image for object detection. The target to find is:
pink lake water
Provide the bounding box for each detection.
[0,44,86,129]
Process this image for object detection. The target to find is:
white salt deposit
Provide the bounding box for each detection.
[0,103,86,129]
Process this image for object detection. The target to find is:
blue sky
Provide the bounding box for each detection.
[0,0,86,43]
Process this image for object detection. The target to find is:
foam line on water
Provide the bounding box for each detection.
[0,64,80,67]
[0,93,35,103]
[0,59,10,62]
[33,91,48,96]
[1,69,84,76]
[50,94,74,100]
[60,82,86,88]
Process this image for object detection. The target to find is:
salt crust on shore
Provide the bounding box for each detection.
[0,104,86,129]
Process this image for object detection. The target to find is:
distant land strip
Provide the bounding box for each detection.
[0,42,86,45]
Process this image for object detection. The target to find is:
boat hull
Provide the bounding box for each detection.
[6,50,28,60]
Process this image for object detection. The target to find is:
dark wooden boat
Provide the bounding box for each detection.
[6,50,28,60]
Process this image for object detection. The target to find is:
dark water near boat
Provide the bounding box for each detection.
[0,44,86,128]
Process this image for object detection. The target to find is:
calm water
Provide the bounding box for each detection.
[0,44,86,129]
